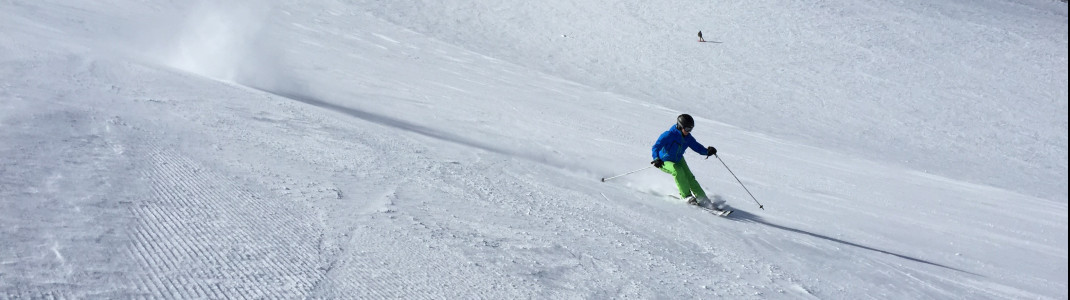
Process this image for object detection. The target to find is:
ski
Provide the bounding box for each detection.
[668,194,733,217]
[694,205,732,217]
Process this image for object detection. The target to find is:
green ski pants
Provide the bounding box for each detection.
[659,157,706,199]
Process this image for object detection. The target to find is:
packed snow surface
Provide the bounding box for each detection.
[1,0,1066,298]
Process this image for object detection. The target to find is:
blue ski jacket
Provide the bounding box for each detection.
[652,124,710,162]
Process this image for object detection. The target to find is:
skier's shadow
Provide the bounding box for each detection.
[712,195,980,277]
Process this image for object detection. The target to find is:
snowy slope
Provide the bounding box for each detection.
[358,0,1069,202]
[1,0,1066,299]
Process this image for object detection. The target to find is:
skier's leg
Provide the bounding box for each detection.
[659,161,694,199]
[677,158,707,199]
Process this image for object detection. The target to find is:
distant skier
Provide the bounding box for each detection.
[651,114,721,209]
[697,31,705,42]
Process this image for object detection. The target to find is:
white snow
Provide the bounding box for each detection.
[1,0,1066,298]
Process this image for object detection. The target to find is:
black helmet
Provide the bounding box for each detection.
[677,114,694,131]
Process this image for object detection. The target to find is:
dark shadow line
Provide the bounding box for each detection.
[249,85,508,153]
[245,85,575,170]
[713,196,981,277]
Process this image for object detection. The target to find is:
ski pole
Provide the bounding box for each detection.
[601,166,654,182]
[714,155,764,210]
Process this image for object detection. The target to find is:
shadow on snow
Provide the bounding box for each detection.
[247,84,575,170]
[715,195,981,277]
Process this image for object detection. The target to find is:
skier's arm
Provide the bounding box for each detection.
[651,132,669,159]
[687,137,710,155]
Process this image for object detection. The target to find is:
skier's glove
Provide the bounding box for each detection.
[651,158,664,168]
[706,146,718,156]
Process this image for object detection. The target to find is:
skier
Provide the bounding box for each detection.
[651,114,721,209]
[697,31,705,42]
